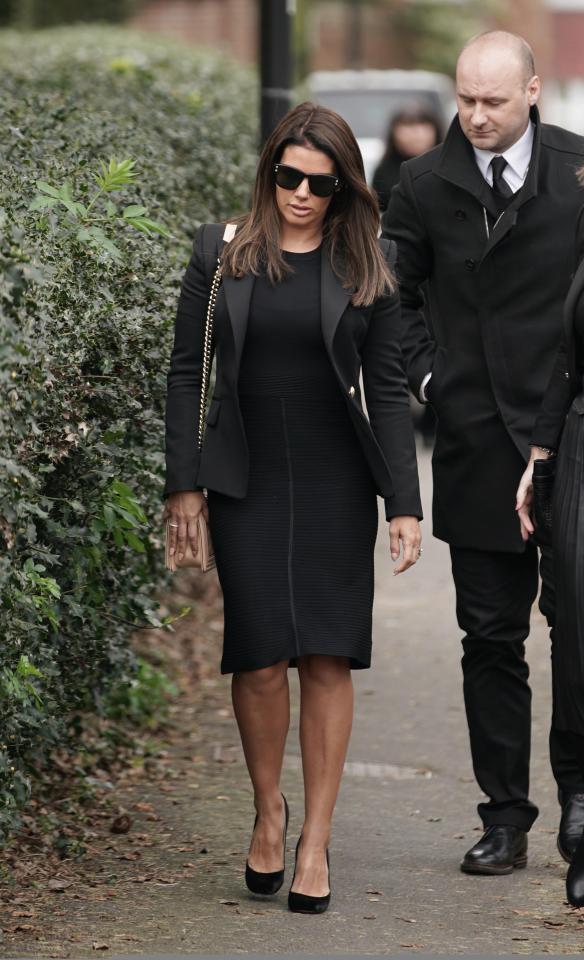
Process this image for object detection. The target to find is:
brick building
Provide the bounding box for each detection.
[129,0,584,127]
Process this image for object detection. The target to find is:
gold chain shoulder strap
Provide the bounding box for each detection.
[197,258,222,449]
[197,223,237,450]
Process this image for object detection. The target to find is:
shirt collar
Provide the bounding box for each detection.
[473,121,535,183]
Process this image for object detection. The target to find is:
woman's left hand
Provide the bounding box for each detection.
[389,516,422,575]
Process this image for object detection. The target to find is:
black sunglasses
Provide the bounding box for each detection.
[273,163,342,198]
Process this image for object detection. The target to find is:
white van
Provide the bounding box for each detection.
[307,69,456,183]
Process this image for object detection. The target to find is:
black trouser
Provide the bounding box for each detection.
[450,542,584,832]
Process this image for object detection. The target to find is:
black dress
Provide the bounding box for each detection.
[552,287,584,734]
[207,246,379,674]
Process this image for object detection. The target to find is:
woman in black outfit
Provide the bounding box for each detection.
[516,197,584,907]
[163,103,422,914]
[372,102,443,214]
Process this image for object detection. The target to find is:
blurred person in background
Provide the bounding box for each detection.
[374,103,443,450]
[516,192,584,907]
[384,30,584,878]
[164,103,422,914]
[372,102,443,214]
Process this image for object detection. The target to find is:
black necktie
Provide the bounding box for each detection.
[490,156,513,203]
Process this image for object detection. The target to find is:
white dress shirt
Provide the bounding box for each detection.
[419,122,535,402]
[473,121,534,193]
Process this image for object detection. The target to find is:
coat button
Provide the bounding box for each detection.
[348,385,356,398]
[465,258,476,271]
[455,209,467,220]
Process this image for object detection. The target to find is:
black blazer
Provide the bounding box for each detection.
[382,106,584,551]
[164,223,422,521]
[532,208,584,449]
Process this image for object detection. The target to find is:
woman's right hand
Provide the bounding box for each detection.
[163,491,208,563]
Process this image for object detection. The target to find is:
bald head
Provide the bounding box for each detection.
[459,31,535,86]
[455,30,540,153]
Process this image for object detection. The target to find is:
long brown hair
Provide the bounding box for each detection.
[221,101,395,306]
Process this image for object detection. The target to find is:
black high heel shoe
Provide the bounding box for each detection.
[566,827,584,906]
[245,794,289,895]
[288,838,331,915]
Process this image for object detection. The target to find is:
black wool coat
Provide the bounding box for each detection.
[164,223,423,521]
[533,209,584,449]
[382,107,584,552]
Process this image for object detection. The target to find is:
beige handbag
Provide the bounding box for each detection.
[164,227,235,573]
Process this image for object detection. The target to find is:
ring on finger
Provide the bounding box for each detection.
[168,522,179,527]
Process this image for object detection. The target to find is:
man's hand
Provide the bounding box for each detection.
[389,516,422,575]
[516,446,552,542]
[163,490,208,562]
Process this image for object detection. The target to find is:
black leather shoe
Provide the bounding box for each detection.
[288,839,331,914]
[558,793,584,863]
[245,794,289,895]
[460,825,528,875]
[566,828,584,906]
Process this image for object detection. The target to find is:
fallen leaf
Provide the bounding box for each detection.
[366,888,383,895]
[92,944,110,951]
[219,899,239,906]
[363,914,376,920]
[110,815,132,835]
[396,917,417,923]
[133,802,154,813]
[47,879,73,892]
[11,910,35,918]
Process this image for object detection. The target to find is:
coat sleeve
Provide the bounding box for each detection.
[163,224,212,498]
[362,241,423,521]
[530,333,572,450]
[381,162,435,400]
[531,209,584,450]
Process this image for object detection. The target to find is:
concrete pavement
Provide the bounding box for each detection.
[3,446,584,957]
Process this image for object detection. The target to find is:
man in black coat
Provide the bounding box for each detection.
[383,30,584,874]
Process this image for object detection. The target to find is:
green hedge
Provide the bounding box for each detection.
[0,25,257,842]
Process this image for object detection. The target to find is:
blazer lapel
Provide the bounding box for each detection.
[321,247,352,360]
[221,272,255,372]
[564,258,584,380]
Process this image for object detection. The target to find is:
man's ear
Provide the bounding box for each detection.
[527,75,541,107]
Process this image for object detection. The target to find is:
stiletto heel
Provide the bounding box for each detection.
[288,838,331,914]
[245,794,289,895]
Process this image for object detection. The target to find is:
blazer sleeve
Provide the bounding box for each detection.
[381,162,435,400]
[163,224,212,498]
[362,241,423,522]
[531,209,584,450]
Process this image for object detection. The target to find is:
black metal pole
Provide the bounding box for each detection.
[260,0,294,145]
[347,0,362,69]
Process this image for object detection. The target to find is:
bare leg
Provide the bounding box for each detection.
[293,655,354,896]
[232,660,290,872]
